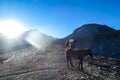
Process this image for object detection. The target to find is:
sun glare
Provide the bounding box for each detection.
[0,20,27,39]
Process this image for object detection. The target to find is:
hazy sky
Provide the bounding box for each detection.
[0,0,120,38]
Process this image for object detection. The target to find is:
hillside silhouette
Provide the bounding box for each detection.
[62,24,120,59]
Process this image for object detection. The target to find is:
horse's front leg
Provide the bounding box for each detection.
[77,60,80,70]
[69,57,74,68]
[80,60,83,70]
[66,54,70,68]
[78,59,83,70]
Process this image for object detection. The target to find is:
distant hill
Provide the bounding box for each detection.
[66,24,115,39]
[62,24,120,59]
[0,29,57,54]
[23,29,57,48]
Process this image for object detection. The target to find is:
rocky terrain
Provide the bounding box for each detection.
[0,46,120,80]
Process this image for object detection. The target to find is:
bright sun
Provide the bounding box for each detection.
[0,20,27,39]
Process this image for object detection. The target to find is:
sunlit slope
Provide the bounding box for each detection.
[0,29,57,54]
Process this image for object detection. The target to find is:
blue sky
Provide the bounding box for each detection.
[0,0,120,38]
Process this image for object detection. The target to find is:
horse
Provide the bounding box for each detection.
[66,48,93,70]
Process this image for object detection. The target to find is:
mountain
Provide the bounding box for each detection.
[0,29,57,54]
[63,24,120,59]
[66,24,115,39]
[23,29,57,48]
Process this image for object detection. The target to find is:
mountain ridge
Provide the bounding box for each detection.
[0,23,120,59]
[62,23,120,59]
